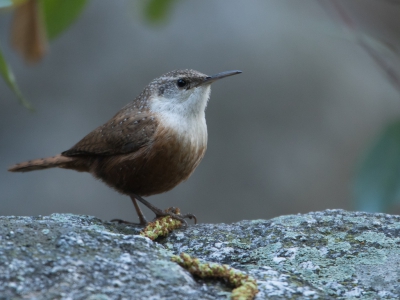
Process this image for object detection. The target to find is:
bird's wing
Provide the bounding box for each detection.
[62,111,158,156]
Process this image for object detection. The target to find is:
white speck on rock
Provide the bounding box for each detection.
[319,247,328,256]
[119,253,132,264]
[344,287,364,297]
[286,247,298,260]
[300,261,320,271]
[214,242,222,248]
[174,232,185,240]
[273,257,286,263]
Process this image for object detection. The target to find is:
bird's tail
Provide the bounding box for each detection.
[8,154,74,172]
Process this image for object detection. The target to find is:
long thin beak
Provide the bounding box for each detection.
[194,70,242,87]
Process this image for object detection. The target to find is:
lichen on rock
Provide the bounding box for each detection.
[172,252,258,300]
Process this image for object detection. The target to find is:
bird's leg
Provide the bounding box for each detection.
[111,196,148,226]
[130,196,148,225]
[133,193,197,226]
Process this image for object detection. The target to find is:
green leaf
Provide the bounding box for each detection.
[144,0,177,23]
[0,45,33,110]
[354,121,400,212]
[40,0,87,40]
[0,0,12,8]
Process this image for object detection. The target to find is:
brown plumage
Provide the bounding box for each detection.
[8,69,242,225]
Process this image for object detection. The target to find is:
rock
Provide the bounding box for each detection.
[1,210,400,299]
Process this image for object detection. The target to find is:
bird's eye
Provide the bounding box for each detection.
[176,79,188,88]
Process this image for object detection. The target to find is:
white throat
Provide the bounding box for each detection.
[149,85,211,145]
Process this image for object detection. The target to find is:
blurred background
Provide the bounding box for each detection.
[1,0,400,224]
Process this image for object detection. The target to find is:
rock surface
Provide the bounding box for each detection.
[1,210,400,299]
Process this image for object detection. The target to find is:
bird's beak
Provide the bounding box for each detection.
[194,70,242,87]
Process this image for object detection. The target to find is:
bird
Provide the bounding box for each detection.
[8,69,242,225]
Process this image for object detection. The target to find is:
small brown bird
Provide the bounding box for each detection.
[8,69,242,225]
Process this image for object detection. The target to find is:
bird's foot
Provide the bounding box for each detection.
[132,194,197,227]
[153,207,197,227]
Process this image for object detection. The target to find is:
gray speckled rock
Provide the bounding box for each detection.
[1,210,400,299]
[0,214,224,299]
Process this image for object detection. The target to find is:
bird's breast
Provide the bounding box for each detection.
[131,113,207,195]
[149,113,208,178]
